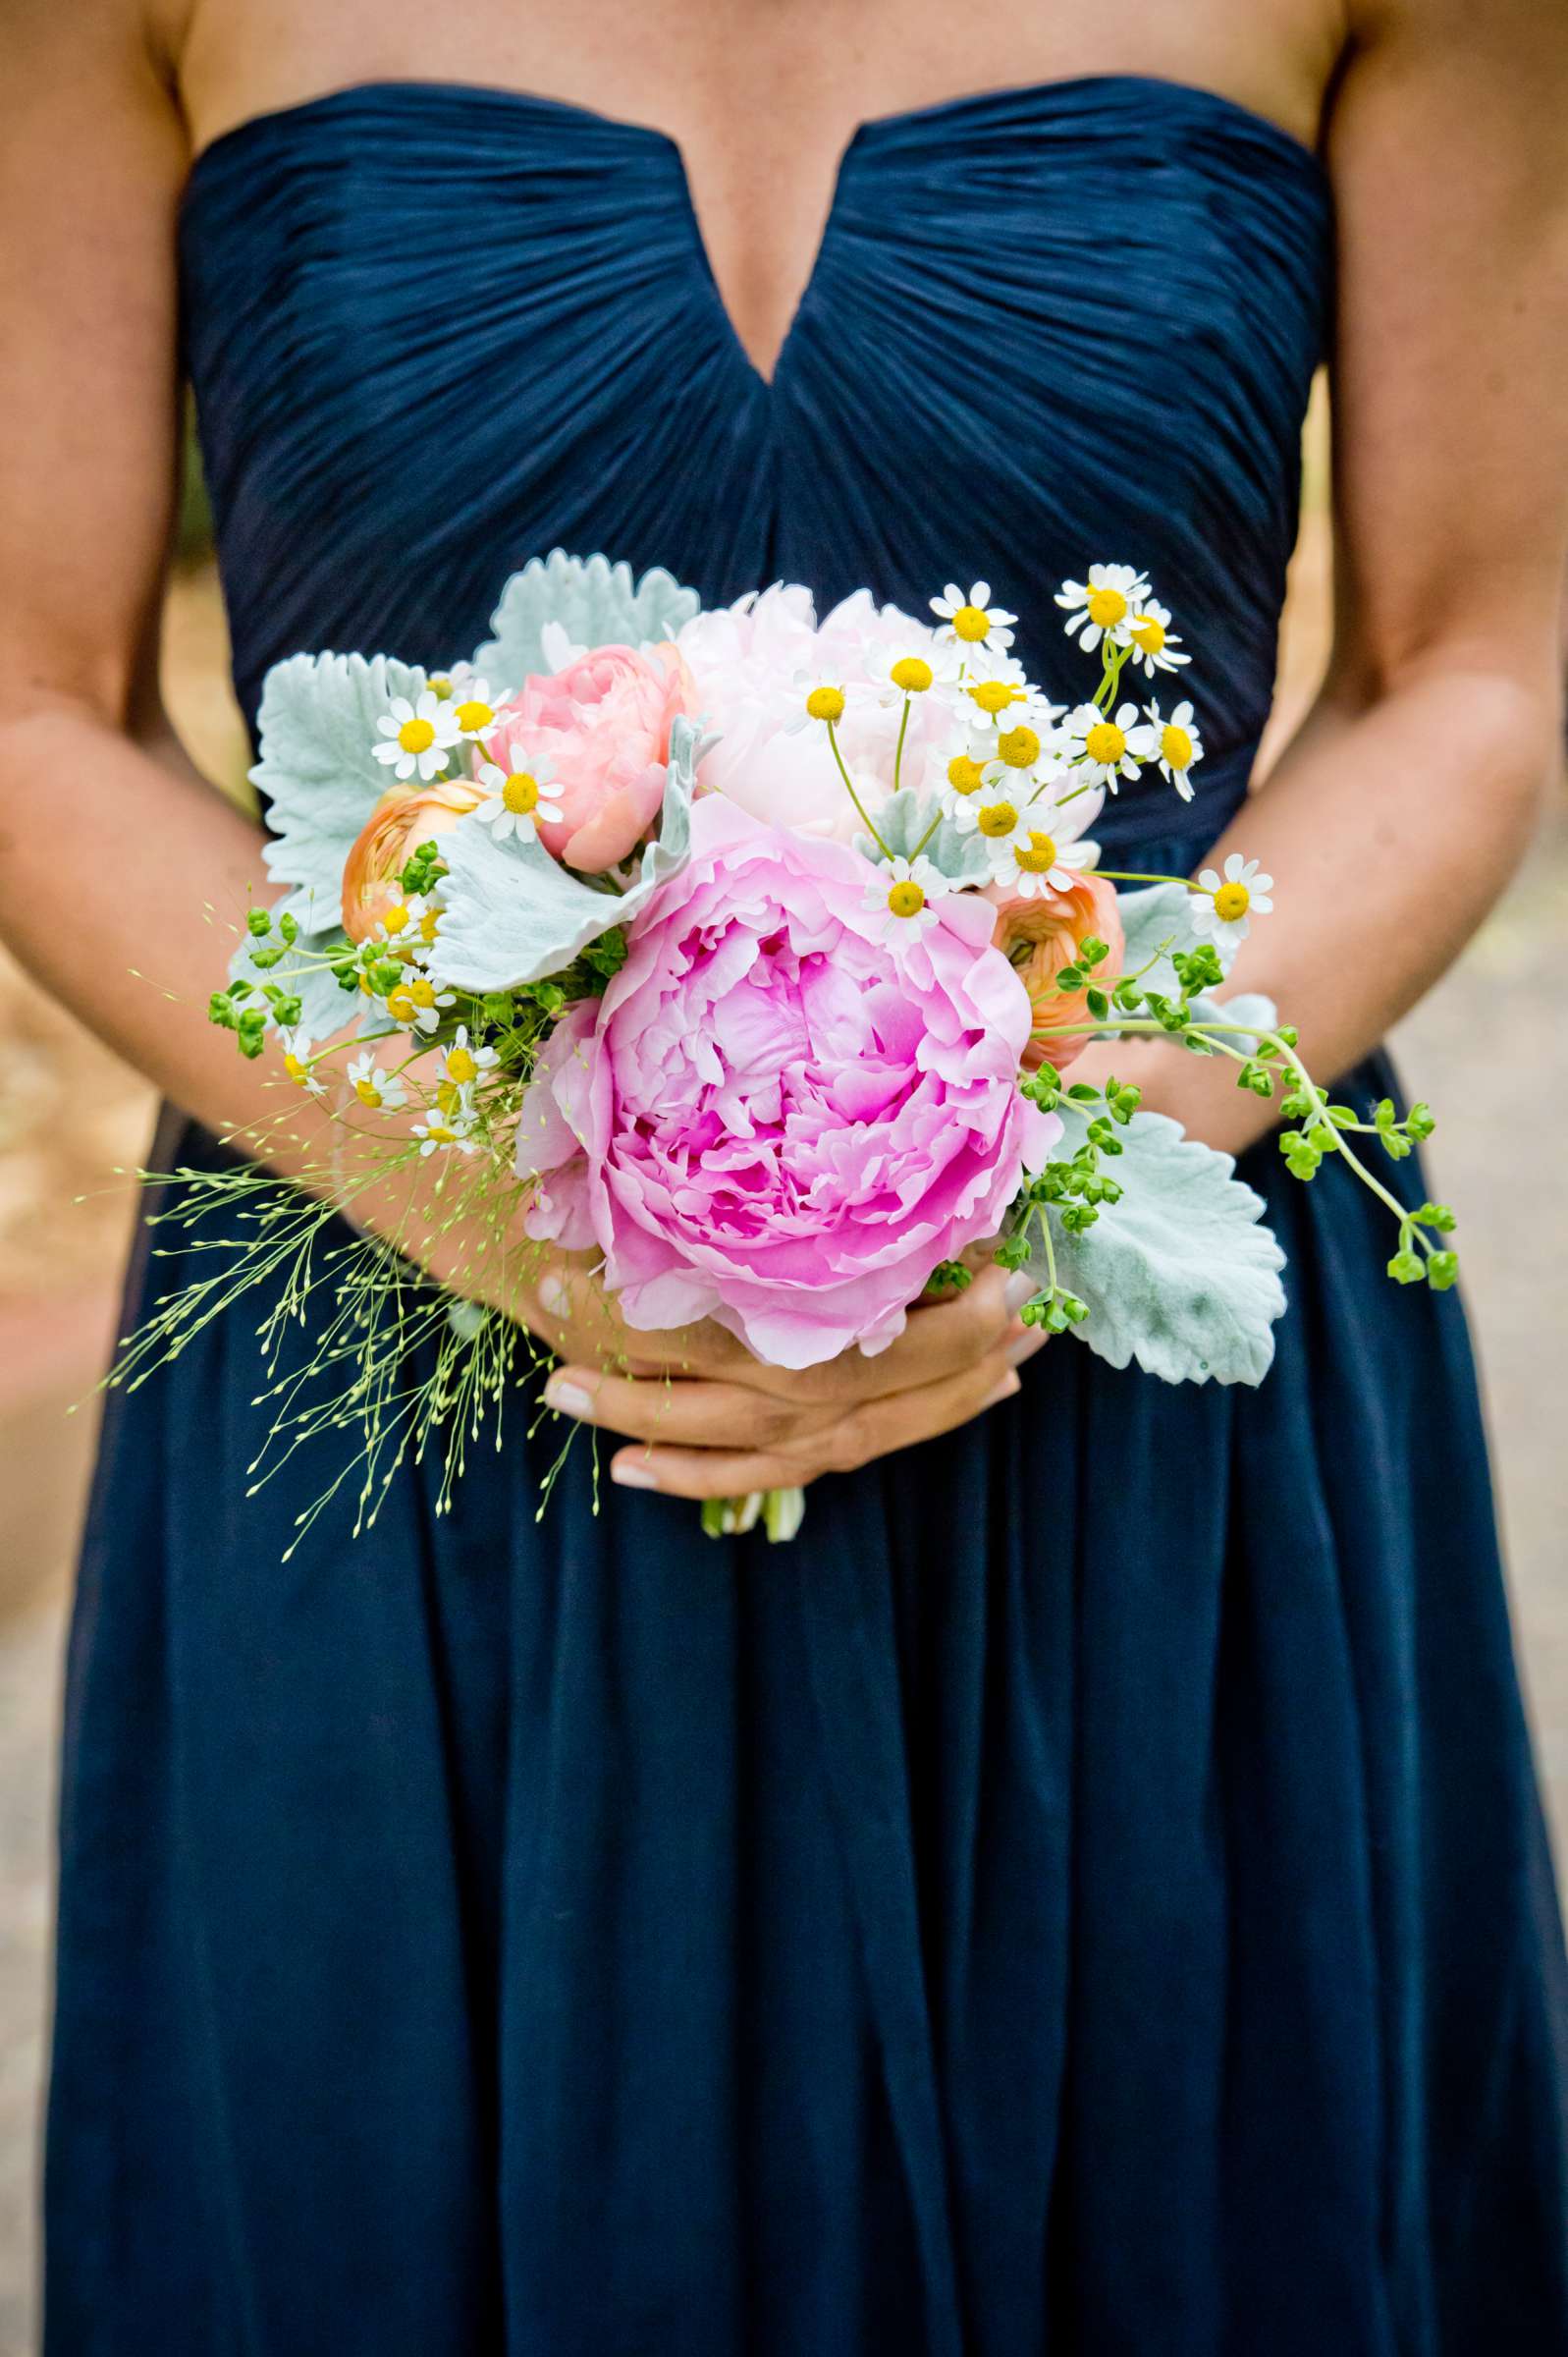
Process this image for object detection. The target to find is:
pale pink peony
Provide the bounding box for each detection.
[985,871,1126,1072]
[480,642,694,873]
[676,584,956,844]
[517,797,1059,1368]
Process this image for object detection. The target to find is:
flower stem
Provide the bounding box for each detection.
[825,719,892,859]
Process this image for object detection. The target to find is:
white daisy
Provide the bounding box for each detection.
[1055,563,1153,653]
[1060,700,1158,792]
[1125,599,1191,678]
[1190,853,1275,952]
[929,579,1018,654]
[936,747,995,821]
[385,971,456,1036]
[412,1108,479,1158]
[960,655,1040,736]
[440,1024,500,1101]
[372,691,462,783]
[1143,699,1206,800]
[347,1052,407,1113]
[871,641,964,707]
[863,854,949,952]
[952,787,1032,853]
[988,822,1102,897]
[473,743,566,845]
[371,891,432,953]
[277,1028,326,1096]
[447,675,507,740]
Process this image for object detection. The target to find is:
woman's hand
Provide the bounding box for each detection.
[519,1251,1045,1499]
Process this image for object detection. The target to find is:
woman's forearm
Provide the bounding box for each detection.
[1068,655,1562,1155]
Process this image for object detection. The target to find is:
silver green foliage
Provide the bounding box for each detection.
[474,549,702,685]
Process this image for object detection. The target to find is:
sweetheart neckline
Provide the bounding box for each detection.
[181,71,1332,393]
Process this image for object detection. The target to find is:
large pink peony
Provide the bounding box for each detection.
[481,642,693,872]
[517,798,1059,1367]
[676,584,955,844]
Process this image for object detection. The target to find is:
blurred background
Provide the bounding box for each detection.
[0,384,1564,2348]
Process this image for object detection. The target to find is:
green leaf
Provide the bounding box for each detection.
[472,549,701,684]
[429,715,701,992]
[854,787,992,883]
[1028,1102,1287,1386]
[251,652,432,921]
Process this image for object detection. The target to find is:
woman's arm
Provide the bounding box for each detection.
[1070,0,1568,1150]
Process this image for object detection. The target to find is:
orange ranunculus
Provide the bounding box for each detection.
[340,777,486,943]
[986,870,1126,1073]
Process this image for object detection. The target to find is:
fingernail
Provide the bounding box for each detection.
[1002,1271,1034,1315]
[981,1371,1021,1410]
[538,1273,570,1319]
[545,1378,594,1419]
[611,1459,659,1490]
[1005,1328,1048,1368]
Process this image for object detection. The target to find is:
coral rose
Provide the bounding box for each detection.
[517,797,1059,1368]
[986,871,1125,1073]
[341,776,486,943]
[480,642,693,873]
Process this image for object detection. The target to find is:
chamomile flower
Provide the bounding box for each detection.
[412,1108,479,1158]
[1125,599,1190,678]
[873,642,962,706]
[474,744,565,845]
[863,855,948,951]
[1060,701,1157,792]
[372,892,432,954]
[1143,699,1205,800]
[440,1024,500,1100]
[929,580,1018,654]
[961,657,1039,736]
[987,823,1100,897]
[937,748,993,819]
[952,788,1029,848]
[384,971,456,1035]
[372,691,461,782]
[448,676,506,739]
[980,698,1068,783]
[278,1028,325,1096]
[1055,563,1152,653]
[346,1052,407,1113]
[1190,853,1274,952]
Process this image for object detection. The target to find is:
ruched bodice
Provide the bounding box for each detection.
[49,72,1568,2357]
[179,75,1332,850]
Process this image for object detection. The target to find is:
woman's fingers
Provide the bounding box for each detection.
[605,1326,1048,1501]
[542,1364,838,1450]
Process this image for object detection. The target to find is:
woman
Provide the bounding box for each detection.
[9,0,1568,2346]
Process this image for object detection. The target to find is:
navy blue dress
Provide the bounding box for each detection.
[46,77,1568,2354]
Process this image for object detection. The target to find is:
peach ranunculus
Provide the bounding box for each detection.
[479,642,695,874]
[341,776,486,943]
[986,871,1126,1073]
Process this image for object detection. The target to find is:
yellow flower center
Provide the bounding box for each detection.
[358,972,375,996]
[381,903,409,935]
[454,698,494,732]
[1084,721,1126,766]
[428,674,455,699]
[946,755,985,796]
[969,679,1020,716]
[386,987,415,1024]
[398,717,436,754]
[1213,882,1251,921]
[890,656,933,693]
[419,908,441,942]
[353,1076,385,1107]
[1132,615,1166,654]
[284,1052,309,1085]
[1014,832,1058,874]
[427,1122,458,1144]
[887,879,927,919]
[502,772,541,814]
[435,1080,462,1115]
[952,603,991,641]
[409,977,436,1008]
[446,1046,477,1085]
[1086,585,1128,630]
[806,685,845,723]
[1161,724,1194,769]
[997,724,1040,770]
[977,799,1018,839]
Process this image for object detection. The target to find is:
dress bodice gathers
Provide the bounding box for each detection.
[178,74,1333,853]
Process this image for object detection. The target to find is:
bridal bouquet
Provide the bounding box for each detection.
[116,552,1456,1546]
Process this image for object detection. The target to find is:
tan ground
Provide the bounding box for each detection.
[2,411,1565,2344]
